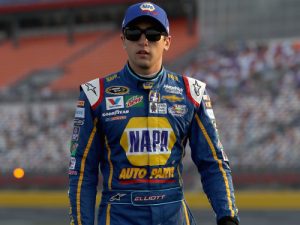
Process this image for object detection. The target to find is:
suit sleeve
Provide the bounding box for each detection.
[68,89,100,225]
[188,90,239,223]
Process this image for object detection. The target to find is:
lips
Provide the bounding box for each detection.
[137,50,149,55]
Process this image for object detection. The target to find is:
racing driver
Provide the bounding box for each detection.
[68,2,239,225]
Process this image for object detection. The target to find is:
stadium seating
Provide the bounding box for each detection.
[1,10,299,189]
[0,31,108,88]
[49,19,200,91]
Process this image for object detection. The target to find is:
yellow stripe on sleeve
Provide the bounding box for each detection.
[106,203,111,225]
[105,136,113,190]
[76,118,98,225]
[182,200,190,225]
[195,114,235,217]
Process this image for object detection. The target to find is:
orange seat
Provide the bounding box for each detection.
[50,19,199,91]
[0,31,107,88]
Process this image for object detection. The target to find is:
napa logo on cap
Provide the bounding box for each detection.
[140,2,155,12]
[120,117,176,166]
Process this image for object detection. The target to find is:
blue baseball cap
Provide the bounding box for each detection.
[122,2,170,34]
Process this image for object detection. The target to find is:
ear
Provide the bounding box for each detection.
[120,34,126,49]
[163,35,171,51]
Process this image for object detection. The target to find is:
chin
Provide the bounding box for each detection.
[137,61,151,70]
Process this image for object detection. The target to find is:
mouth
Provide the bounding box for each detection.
[137,50,149,56]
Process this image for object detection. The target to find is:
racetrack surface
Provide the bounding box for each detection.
[0,208,299,225]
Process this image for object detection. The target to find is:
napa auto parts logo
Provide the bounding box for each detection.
[120,117,176,166]
[140,2,155,12]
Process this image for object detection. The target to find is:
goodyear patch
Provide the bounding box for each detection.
[102,109,129,117]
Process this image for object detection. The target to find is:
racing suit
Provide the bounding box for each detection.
[68,64,239,225]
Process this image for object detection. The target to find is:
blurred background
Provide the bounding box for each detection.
[0,0,299,224]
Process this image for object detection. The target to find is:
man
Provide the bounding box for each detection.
[68,2,239,225]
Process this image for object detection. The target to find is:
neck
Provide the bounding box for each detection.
[127,61,163,78]
[136,71,158,78]
[127,63,162,80]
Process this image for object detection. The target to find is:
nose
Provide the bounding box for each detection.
[138,33,148,45]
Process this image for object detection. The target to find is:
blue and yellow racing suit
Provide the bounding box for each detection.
[68,64,239,225]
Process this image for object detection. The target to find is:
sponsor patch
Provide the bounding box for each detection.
[75,107,85,118]
[206,109,215,119]
[203,94,210,101]
[205,101,212,108]
[142,82,154,89]
[149,91,160,102]
[218,139,224,150]
[84,82,97,96]
[133,194,166,203]
[72,126,80,141]
[106,74,118,82]
[68,170,78,175]
[184,77,206,106]
[167,73,179,81]
[203,94,212,108]
[163,85,183,95]
[192,80,202,96]
[69,157,76,170]
[221,149,229,162]
[168,104,187,117]
[102,109,129,117]
[70,142,78,157]
[140,2,155,12]
[162,95,184,102]
[77,100,85,107]
[109,193,127,202]
[106,86,129,95]
[106,96,124,110]
[105,116,127,122]
[73,118,84,126]
[81,78,100,107]
[120,117,176,166]
[125,95,144,108]
[149,103,167,114]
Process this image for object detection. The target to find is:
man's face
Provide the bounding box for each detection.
[121,20,171,75]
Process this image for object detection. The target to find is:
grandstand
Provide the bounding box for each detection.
[0,0,299,191]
